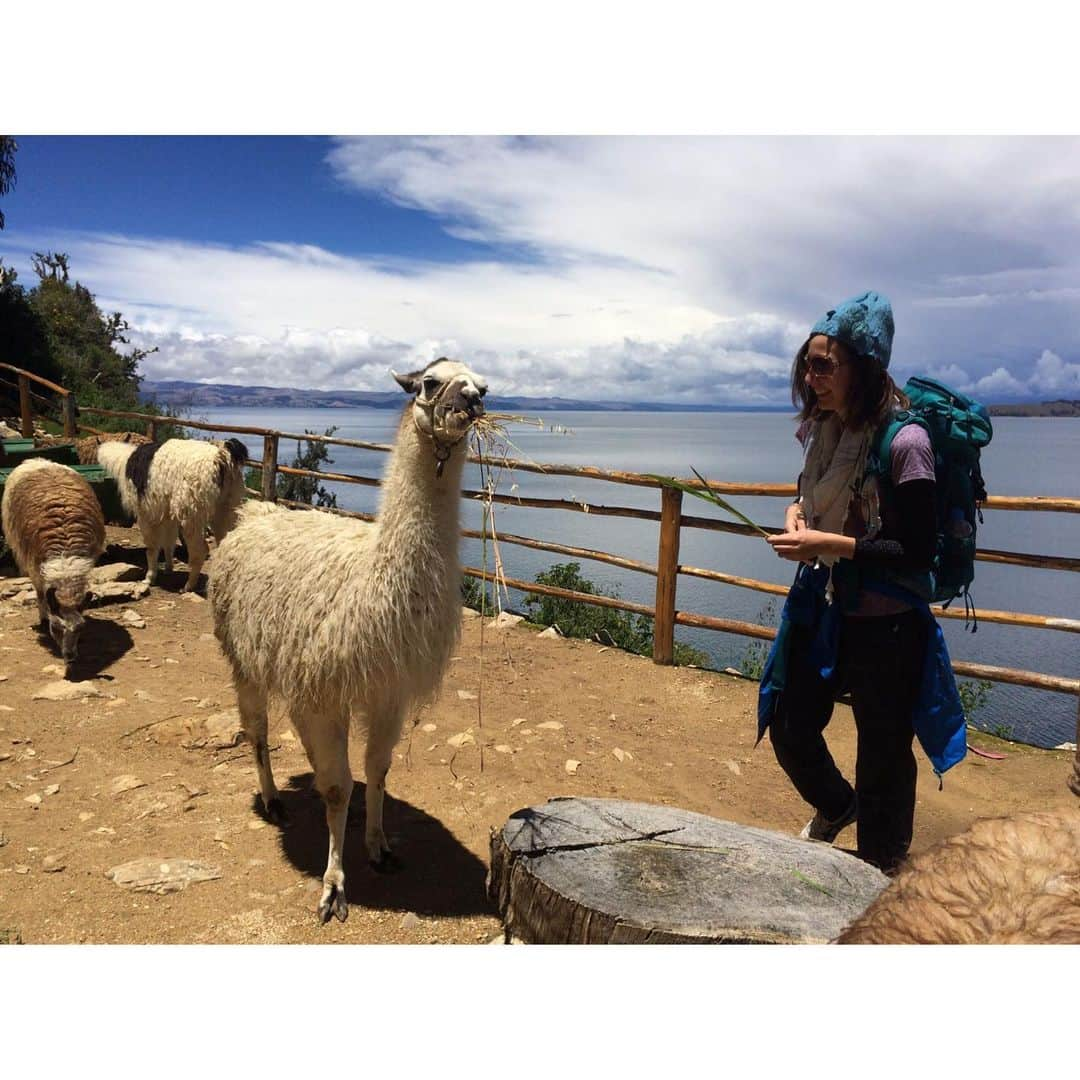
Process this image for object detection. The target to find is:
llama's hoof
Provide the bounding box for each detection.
[264,797,289,827]
[369,850,403,874]
[318,884,348,924]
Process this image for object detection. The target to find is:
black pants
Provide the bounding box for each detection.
[769,608,927,873]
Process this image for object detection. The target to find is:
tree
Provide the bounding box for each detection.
[0,136,16,230]
[278,428,340,508]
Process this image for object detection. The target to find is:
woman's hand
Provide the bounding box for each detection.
[784,501,807,534]
[766,529,855,563]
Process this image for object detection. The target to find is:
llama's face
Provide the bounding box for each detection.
[44,586,88,668]
[394,358,488,442]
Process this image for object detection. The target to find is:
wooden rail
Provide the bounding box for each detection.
[3,368,1077,703]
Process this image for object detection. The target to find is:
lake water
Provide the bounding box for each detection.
[197,406,1080,750]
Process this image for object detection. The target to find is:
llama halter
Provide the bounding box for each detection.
[411,379,470,478]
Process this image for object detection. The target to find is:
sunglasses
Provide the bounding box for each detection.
[806,354,847,379]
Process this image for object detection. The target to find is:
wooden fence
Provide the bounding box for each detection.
[3,362,1078,707]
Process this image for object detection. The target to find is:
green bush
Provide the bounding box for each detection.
[736,599,778,680]
[522,562,711,667]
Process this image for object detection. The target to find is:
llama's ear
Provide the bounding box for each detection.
[392,369,421,395]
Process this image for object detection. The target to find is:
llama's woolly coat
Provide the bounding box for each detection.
[209,409,463,720]
[97,438,247,529]
[836,809,1080,943]
[1,457,105,605]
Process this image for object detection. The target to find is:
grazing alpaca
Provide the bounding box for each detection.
[208,359,488,923]
[97,437,248,590]
[838,711,1080,945]
[1,458,105,669]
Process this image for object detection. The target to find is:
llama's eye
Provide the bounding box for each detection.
[478,386,488,398]
[422,377,439,394]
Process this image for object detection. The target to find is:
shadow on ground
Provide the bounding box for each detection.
[257,772,495,919]
[38,615,133,679]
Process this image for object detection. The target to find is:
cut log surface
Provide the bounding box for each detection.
[488,798,889,944]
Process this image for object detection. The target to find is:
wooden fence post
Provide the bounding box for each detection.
[1070,696,1080,799]
[653,486,683,664]
[62,393,78,438]
[262,432,279,502]
[18,373,33,437]
[146,418,158,442]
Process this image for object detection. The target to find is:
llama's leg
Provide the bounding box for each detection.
[140,521,162,585]
[236,677,284,824]
[34,586,49,626]
[294,710,353,923]
[180,522,209,592]
[365,706,406,870]
[163,523,179,574]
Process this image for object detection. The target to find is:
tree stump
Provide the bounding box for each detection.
[488,797,888,944]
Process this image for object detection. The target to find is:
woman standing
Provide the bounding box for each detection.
[758,291,965,875]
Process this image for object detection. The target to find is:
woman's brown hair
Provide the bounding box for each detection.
[791,335,909,431]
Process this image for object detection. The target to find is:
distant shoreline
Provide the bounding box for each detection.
[140,381,1080,417]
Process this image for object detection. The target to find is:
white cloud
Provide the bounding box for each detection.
[8,137,1080,402]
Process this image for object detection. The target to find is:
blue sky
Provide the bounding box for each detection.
[3,135,1080,404]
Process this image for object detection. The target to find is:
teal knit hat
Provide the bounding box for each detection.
[810,291,894,370]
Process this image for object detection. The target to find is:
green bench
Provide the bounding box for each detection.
[0,461,131,530]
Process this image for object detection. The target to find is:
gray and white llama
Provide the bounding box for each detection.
[208,359,488,923]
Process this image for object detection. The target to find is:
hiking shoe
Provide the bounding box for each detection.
[799,796,857,843]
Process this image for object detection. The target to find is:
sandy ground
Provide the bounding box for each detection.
[0,527,1076,944]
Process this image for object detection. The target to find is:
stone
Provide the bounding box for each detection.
[537,626,563,638]
[78,811,94,822]
[537,721,564,731]
[181,592,206,604]
[198,633,216,642]
[494,744,513,754]
[42,854,66,873]
[106,857,222,894]
[89,563,142,584]
[565,759,581,775]
[91,581,150,602]
[120,609,147,629]
[24,792,42,807]
[487,611,525,630]
[461,606,481,619]
[399,912,423,931]
[32,680,107,701]
[510,718,529,727]
[725,759,742,776]
[43,783,60,796]
[420,722,437,733]
[110,774,147,796]
[14,864,30,874]
[612,748,633,763]
[456,689,478,701]
[447,731,476,749]
[133,690,154,702]
[41,663,65,676]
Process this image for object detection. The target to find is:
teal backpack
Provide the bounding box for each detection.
[869,376,993,625]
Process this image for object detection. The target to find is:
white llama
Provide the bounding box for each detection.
[208,359,488,923]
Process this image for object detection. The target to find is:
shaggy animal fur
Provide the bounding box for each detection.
[208,358,487,923]
[97,437,248,590]
[1,458,105,666]
[836,809,1080,943]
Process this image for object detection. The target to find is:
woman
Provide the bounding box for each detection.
[757,291,965,875]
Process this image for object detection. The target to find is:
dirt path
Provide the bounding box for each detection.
[1,528,1075,944]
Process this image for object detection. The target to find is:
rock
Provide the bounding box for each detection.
[91,581,150,602]
[198,633,216,642]
[0,674,8,682]
[487,611,525,630]
[0,752,9,762]
[105,698,127,709]
[42,854,66,873]
[150,709,244,751]
[24,792,42,807]
[461,606,481,619]
[537,721,564,731]
[41,663,65,676]
[181,592,206,604]
[248,820,267,830]
[456,689,478,701]
[164,657,179,665]
[537,625,563,638]
[420,722,437,733]
[120,609,147,629]
[510,718,529,727]
[0,705,13,712]
[13,590,38,606]
[14,864,30,874]
[724,759,742,776]
[43,783,60,796]
[78,811,94,822]
[110,774,147,796]
[612,748,633,763]
[133,690,154,702]
[89,563,142,584]
[447,731,476,749]
[32,680,107,701]
[565,759,581,775]
[400,912,423,931]
[106,857,222,894]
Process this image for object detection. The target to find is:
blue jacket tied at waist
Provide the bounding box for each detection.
[756,563,967,778]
